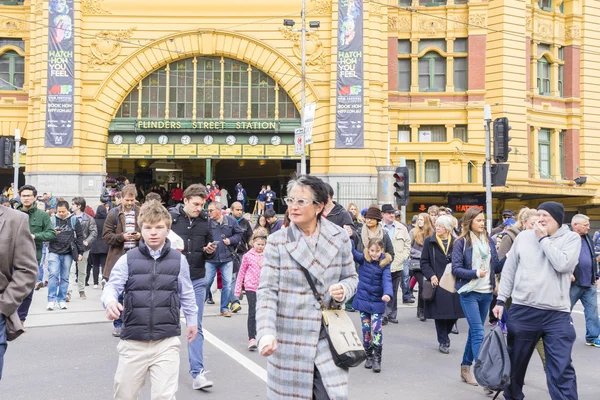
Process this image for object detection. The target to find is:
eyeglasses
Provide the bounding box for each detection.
[283,197,318,207]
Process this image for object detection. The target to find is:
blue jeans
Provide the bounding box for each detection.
[205,261,233,313]
[37,245,47,282]
[459,291,493,366]
[570,285,600,343]
[47,253,73,303]
[0,314,6,380]
[189,278,206,378]
[113,292,124,328]
[401,261,411,300]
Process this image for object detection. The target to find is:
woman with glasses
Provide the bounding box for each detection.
[257,175,358,400]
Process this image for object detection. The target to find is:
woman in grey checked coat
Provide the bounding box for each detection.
[257,175,358,400]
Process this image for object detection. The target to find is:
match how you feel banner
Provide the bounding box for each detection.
[335,0,364,149]
[45,0,74,148]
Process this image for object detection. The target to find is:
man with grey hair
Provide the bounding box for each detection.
[570,213,600,347]
[205,201,243,317]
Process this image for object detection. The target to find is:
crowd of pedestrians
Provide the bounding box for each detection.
[0,176,598,400]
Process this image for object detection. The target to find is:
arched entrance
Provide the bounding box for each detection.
[106,55,305,212]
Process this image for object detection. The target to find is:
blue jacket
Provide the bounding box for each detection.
[209,215,244,263]
[351,249,393,314]
[451,236,503,293]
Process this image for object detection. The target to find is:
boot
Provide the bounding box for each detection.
[364,346,374,369]
[418,307,426,322]
[460,366,478,386]
[372,346,382,373]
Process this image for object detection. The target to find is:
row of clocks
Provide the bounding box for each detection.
[112,134,282,146]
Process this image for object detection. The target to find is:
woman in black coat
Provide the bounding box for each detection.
[421,215,465,354]
[86,205,110,287]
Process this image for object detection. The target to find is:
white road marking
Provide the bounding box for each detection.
[203,328,268,383]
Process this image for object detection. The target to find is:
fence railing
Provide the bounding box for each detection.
[335,181,377,211]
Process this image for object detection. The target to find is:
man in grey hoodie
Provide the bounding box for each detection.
[493,201,580,400]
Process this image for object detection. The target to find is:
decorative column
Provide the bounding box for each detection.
[530,126,540,179]
[550,128,562,180]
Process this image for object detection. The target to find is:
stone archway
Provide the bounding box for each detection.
[90,30,319,141]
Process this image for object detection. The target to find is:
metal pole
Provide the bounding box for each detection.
[484,105,493,235]
[13,128,20,190]
[400,156,406,225]
[300,0,307,175]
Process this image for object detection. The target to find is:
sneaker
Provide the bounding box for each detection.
[221,310,232,317]
[58,302,67,310]
[47,301,56,311]
[101,279,106,290]
[79,291,87,300]
[231,303,242,313]
[65,292,71,302]
[93,284,98,289]
[585,339,600,347]
[35,281,44,291]
[402,298,415,304]
[248,338,257,351]
[206,299,215,305]
[112,327,122,337]
[192,370,214,390]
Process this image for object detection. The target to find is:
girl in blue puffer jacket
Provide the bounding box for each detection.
[352,237,393,373]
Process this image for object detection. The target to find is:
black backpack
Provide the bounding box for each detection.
[474,325,511,399]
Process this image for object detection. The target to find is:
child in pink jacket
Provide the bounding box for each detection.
[234,228,268,351]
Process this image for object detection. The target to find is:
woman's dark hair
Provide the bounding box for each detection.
[254,214,270,233]
[459,207,488,245]
[286,175,329,218]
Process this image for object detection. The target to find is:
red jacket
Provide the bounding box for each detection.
[171,187,183,201]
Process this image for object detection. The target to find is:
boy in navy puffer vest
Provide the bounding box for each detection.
[102,200,198,399]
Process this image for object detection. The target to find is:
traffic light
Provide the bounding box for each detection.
[393,166,410,207]
[493,117,512,163]
[483,162,510,187]
[0,137,13,168]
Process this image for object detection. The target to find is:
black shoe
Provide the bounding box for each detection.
[389,318,399,324]
[372,346,382,373]
[451,323,459,334]
[439,343,449,354]
[382,317,389,326]
[206,299,215,305]
[364,346,374,369]
[403,298,415,304]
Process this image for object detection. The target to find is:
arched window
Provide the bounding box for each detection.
[418,52,446,92]
[116,56,300,120]
[0,50,24,90]
[537,56,551,95]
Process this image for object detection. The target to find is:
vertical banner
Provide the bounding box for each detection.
[45,0,74,148]
[335,0,364,148]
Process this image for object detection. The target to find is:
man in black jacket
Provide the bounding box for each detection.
[229,202,252,312]
[206,201,243,318]
[570,214,600,347]
[47,201,84,311]
[169,184,216,390]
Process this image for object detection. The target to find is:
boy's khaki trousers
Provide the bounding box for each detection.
[114,336,181,400]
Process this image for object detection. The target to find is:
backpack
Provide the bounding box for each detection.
[593,230,600,255]
[51,215,78,231]
[473,325,511,399]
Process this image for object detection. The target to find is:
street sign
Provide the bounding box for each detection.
[294,128,305,155]
[303,102,316,145]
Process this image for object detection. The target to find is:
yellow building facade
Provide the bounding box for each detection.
[0,0,598,217]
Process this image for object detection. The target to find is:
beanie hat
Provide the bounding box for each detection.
[365,206,383,221]
[538,201,564,226]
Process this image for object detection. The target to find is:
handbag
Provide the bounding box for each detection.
[439,263,457,293]
[408,258,421,273]
[422,279,436,301]
[299,266,366,369]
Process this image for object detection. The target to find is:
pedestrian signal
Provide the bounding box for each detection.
[393,166,410,207]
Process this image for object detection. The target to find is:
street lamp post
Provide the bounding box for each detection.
[13,128,20,190]
[284,2,319,176]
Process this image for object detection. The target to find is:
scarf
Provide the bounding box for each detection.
[457,231,491,294]
[435,234,451,255]
[361,223,383,250]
